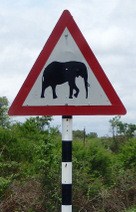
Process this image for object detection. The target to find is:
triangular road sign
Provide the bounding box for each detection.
[8,10,126,116]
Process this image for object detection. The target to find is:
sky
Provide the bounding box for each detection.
[0,0,136,136]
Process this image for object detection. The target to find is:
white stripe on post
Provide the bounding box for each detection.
[61,116,72,212]
[62,162,72,184]
[62,116,72,141]
[61,205,72,212]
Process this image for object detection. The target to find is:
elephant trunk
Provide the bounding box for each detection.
[83,72,89,98]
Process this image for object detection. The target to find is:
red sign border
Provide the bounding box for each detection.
[8,10,126,116]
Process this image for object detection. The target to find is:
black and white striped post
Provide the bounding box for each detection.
[61,116,72,212]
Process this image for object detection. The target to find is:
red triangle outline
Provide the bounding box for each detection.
[8,10,126,116]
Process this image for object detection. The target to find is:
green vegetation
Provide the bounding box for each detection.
[0,97,136,211]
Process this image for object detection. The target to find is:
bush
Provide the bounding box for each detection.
[87,142,113,184]
[0,177,11,198]
[120,138,136,170]
[0,180,44,212]
[0,116,136,211]
[39,137,61,211]
[0,161,19,177]
[126,207,136,212]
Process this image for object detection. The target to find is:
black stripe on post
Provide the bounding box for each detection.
[62,141,72,162]
[62,184,72,205]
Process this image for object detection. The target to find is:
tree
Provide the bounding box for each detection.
[109,116,136,139]
[0,96,10,128]
[109,116,121,138]
[73,130,85,140]
[87,132,98,139]
[21,116,52,133]
[124,124,136,138]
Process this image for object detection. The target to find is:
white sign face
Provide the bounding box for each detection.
[23,28,111,107]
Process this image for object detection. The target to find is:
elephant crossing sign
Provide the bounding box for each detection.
[8,10,126,116]
[40,61,89,100]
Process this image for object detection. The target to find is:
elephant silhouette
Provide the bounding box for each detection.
[41,61,89,99]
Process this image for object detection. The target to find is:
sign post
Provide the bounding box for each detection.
[62,116,72,211]
[8,9,126,212]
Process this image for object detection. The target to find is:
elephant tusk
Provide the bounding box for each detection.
[87,82,90,87]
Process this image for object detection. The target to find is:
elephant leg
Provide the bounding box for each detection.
[73,84,79,98]
[69,80,80,99]
[41,82,47,98]
[69,83,74,99]
[51,85,57,99]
